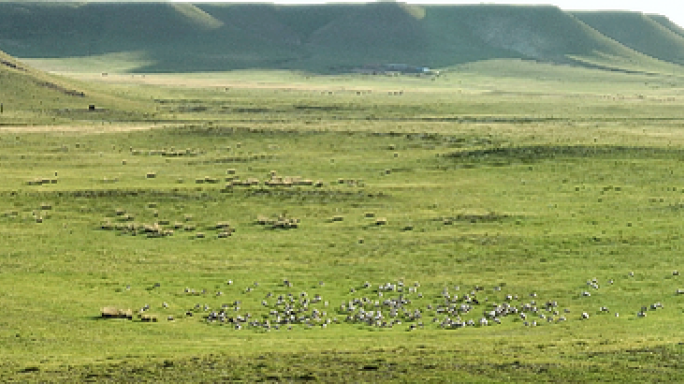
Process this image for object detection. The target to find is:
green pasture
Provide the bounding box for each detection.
[2,63,684,381]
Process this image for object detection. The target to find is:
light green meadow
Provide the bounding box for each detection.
[2,62,684,382]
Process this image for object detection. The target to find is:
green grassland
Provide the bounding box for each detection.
[2,47,684,381]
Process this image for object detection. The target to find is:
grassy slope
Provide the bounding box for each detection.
[0,49,156,125]
[574,12,684,66]
[0,2,682,74]
[650,14,684,38]
[420,5,679,73]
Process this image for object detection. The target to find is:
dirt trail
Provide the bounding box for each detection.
[0,123,178,134]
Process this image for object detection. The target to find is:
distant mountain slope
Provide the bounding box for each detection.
[0,3,681,74]
[573,12,684,66]
[649,14,684,38]
[420,5,674,71]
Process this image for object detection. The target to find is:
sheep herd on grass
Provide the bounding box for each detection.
[100,213,233,238]
[103,272,682,331]
[95,168,381,237]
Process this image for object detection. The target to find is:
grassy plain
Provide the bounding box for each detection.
[3,61,684,381]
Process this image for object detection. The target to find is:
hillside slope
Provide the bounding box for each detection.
[573,12,684,66]
[420,5,679,72]
[0,3,681,74]
[649,14,684,38]
[0,49,150,124]
[0,49,88,106]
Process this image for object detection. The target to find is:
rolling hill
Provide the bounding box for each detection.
[0,48,151,124]
[0,3,683,74]
[650,14,684,38]
[0,48,90,112]
[573,11,684,66]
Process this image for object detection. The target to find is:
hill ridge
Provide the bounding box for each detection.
[0,3,682,74]
[573,11,684,66]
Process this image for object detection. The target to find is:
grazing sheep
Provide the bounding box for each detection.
[101,306,133,319]
[581,312,590,320]
[140,314,157,322]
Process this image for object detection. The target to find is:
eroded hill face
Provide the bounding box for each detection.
[0,3,683,74]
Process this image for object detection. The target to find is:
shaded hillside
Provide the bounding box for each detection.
[420,5,677,71]
[574,12,684,66]
[650,15,684,38]
[0,3,682,74]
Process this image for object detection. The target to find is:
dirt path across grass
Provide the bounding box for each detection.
[63,72,463,94]
[0,123,178,134]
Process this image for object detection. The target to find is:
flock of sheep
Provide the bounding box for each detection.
[103,272,680,331]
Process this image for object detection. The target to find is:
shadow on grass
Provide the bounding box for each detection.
[441,145,684,166]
